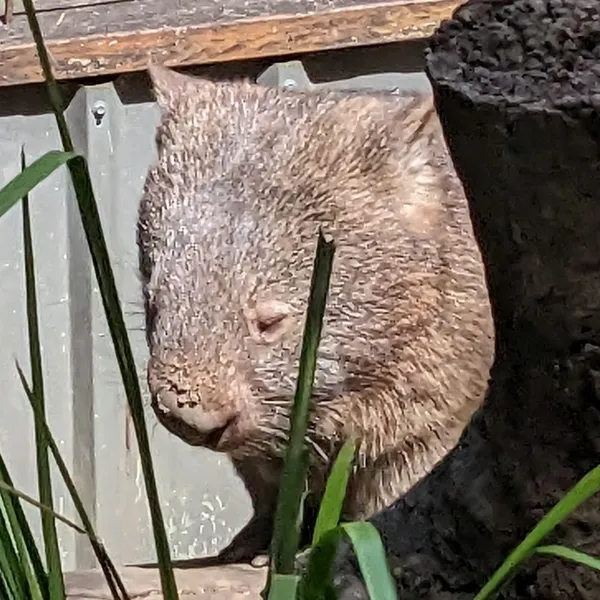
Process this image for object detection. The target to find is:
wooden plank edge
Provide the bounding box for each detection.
[0,0,461,87]
[65,564,268,600]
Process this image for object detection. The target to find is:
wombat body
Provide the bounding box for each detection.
[137,65,494,565]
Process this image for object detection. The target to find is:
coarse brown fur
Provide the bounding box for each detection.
[136,64,495,565]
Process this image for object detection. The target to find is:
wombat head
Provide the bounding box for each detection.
[138,65,447,464]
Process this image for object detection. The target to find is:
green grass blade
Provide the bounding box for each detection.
[0,449,126,600]
[0,453,47,600]
[0,568,15,600]
[300,527,341,600]
[0,150,76,219]
[69,153,174,598]
[267,574,301,600]
[20,148,66,600]
[535,545,600,572]
[0,479,85,536]
[269,229,336,579]
[311,438,356,547]
[340,522,397,600]
[16,363,130,600]
[20,3,179,594]
[474,463,600,600]
[301,521,396,600]
[0,501,29,600]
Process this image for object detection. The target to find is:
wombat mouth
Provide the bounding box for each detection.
[150,395,242,452]
[204,416,239,450]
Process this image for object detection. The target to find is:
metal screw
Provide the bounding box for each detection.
[282,78,297,90]
[91,102,106,127]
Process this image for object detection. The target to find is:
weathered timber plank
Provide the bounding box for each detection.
[8,0,125,15]
[3,0,120,25]
[0,0,460,87]
[65,564,268,600]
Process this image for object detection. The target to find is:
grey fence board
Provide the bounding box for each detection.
[0,113,76,567]
[0,60,431,570]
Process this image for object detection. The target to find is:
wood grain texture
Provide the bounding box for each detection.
[8,0,122,15]
[0,0,461,87]
[66,564,267,599]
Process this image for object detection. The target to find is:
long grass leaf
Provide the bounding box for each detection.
[340,522,397,600]
[0,453,47,600]
[300,526,341,600]
[0,501,28,599]
[71,151,175,598]
[20,4,178,596]
[301,521,395,600]
[269,229,336,581]
[267,574,301,600]
[474,463,600,600]
[311,438,356,547]
[16,364,130,600]
[0,480,85,535]
[535,545,600,572]
[0,150,76,219]
[21,148,66,600]
[0,568,15,600]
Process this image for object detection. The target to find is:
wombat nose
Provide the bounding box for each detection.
[153,388,233,434]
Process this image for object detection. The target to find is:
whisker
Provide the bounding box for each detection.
[305,437,329,463]
[261,399,290,406]
[256,420,330,466]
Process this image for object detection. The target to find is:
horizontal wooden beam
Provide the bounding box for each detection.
[0,0,461,88]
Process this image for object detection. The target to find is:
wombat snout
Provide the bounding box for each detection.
[149,381,241,450]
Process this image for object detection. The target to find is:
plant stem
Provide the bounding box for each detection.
[0,452,47,600]
[16,365,130,600]
[474,463,600,600]
[21,148,66,600]
[20,3,178,597]
[269,229,336,578]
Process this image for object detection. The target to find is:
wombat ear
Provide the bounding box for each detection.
[390,94,437,145]
[147,63,199,109]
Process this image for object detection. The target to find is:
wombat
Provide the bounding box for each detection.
[137,64,495,566]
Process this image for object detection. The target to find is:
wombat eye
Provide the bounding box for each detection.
[257,314,286,335]
[244,299,293,345]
